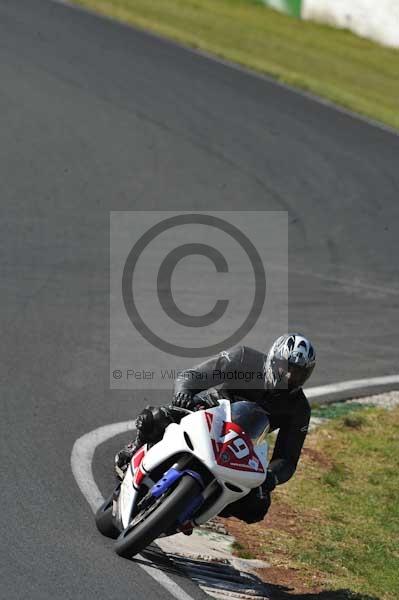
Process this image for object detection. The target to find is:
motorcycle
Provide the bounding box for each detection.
[95,398,270,558]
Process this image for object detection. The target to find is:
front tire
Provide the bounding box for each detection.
[115,475,200,558]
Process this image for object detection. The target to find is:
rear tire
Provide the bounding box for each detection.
[114,475,200,558]
[95,493,120,539]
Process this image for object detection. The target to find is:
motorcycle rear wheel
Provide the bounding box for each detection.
[114,475,201,558]
[95,493,120,539]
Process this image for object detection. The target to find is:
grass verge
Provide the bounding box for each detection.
[70,0,399,130]
[225,405,399,599]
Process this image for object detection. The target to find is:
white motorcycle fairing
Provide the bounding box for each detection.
[116,400,269,531]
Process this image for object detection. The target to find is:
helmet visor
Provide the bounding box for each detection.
[288,362,314,390]
[268,358,313,391]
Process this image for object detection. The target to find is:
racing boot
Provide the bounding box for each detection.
[114,431,145,480]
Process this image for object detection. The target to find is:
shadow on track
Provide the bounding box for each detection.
[135,547,380,600]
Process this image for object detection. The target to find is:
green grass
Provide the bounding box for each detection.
[231,540,255,559]
[71,0,399,130]
[269,406,399,598]
[311,402,372,420]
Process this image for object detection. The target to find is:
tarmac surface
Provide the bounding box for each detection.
[1,1,399,598]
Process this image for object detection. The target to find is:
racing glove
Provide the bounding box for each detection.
[173,390,220,411]
[172,391,196,410]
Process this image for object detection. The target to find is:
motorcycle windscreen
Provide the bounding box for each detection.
[230,401,270,447]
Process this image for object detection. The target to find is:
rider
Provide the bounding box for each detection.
[115,333,316,524]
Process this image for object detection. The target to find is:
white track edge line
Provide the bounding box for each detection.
[306,374,399,398]
[71,421,195,600]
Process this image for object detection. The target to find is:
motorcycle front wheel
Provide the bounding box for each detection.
[114,474,201,558]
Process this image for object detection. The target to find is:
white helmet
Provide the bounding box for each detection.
[265,333,316,392]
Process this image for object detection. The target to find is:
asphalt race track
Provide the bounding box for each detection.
[1,1,399,598]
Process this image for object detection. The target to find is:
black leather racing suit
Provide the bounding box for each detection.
[135,346,311,523]
[175,345,311,484]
